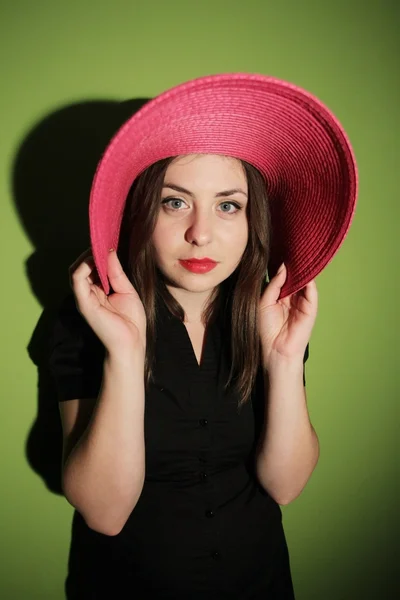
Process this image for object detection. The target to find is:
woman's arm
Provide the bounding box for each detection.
[60,349,145,536]
[254,357,320,505]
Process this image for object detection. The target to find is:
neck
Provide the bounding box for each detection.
[166,286,215,324]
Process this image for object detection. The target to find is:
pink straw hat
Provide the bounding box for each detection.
[89,73,358,298]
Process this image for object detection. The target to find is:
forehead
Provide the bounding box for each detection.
[166,153,247,181]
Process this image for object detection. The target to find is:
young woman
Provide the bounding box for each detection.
[49,74,357,599]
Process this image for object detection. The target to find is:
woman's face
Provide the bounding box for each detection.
[151,153,249,298]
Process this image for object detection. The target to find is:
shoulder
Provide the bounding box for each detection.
[50,293,101,346]
[48,293,104,401]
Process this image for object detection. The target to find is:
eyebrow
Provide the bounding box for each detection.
[162,183,248,198]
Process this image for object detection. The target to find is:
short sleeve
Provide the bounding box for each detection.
[48,294,105,401]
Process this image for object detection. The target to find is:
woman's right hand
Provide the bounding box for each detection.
[69,248,147,356]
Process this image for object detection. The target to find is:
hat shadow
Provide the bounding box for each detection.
[13,97,150,494]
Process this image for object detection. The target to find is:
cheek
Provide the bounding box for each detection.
[227,222,248,254]
[152,223,177,257]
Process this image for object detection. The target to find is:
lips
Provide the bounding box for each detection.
[178,259,217,273]
[181,258,216,264]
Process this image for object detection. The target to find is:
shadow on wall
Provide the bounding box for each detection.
[12,98,150,494]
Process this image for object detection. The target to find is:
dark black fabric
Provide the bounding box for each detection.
[48,293,309,599]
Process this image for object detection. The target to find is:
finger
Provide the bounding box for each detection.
[303,279,318,309]
[107,250,135,294]
[69,254,95,282]
[68,247,93,275]
[69,255,97,302]
[264,263,287,304]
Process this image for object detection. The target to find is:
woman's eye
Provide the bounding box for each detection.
[219,202,241,214]
[161,197,186,210]
[161,198,242,213]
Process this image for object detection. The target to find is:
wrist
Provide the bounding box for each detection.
[104,347,146,370]
[262,353,304,382]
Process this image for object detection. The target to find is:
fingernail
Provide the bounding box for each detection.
[278,262,285,273]
[109,248,114,252]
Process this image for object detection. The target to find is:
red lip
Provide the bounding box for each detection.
[180,258,216,264]
[179,259,217,273]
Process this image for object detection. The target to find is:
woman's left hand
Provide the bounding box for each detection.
[259,263,318,368]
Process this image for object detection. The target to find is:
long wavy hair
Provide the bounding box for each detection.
[117,155,271,407]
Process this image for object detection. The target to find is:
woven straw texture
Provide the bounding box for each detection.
[89,73,358,297]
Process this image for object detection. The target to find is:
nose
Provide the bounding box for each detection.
[184,207,213,246]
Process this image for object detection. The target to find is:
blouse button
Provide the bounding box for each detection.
[205,509,215,518]
[200,471,208,481]
[211,551,220,560]
[199,418,208,427]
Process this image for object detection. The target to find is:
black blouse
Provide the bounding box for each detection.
[48,292,309,600]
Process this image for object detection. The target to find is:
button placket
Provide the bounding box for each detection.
[198,416,210,470]
[190,371,221,564]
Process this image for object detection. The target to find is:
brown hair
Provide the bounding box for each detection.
[118,155,271,407]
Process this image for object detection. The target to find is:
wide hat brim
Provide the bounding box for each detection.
[89,73,358,298]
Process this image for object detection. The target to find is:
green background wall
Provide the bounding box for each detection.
[1,1,398,598]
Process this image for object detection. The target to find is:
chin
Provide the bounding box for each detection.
[162,270,220,293]
[175,276,219,294]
